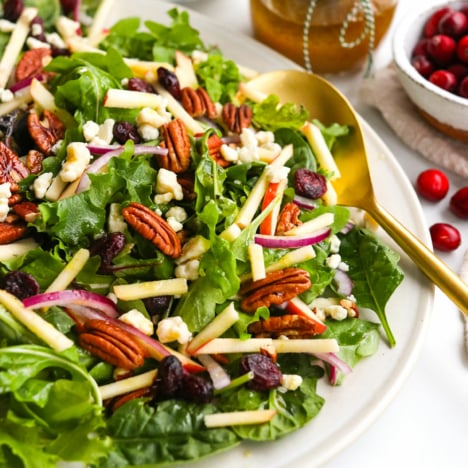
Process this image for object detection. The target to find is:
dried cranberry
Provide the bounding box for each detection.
[294,168,327,199]
[3,0,24,22]
[428,70,457,92]
[29,16,47,42]
[155,355,185,398]
[240,353,282,391]
[143,295,172,318]
[157,67,181,100]
[438,10,468,38]
[429,223,461,251]
[449,186,468,218]
[89,232,126,271]
[60,0,78,14]
[427,34,456,65]
[2,271,40,299]
[113,121,141,144]
[180,373,214,404]
[127,77,155,94]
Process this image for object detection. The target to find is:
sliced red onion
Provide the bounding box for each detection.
[221,135,241,145]
[9,73,45,93]
[315,351,352,385]
[86,144,121,155]
[340,221,354,234]
[254,227,331,249]
[293,194,316,210]
[333,269,353,296]
[197,354,231,390]
[23,289,119,318]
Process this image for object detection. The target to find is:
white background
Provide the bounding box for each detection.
[165,1,468,467]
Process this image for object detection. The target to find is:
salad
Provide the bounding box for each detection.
[0,1,404,467]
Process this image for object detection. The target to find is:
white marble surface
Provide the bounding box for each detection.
[166,1,467,467]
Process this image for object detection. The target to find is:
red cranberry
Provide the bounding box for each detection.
[424,7,453,38]
[459,75,468,97]
[438,10,468,37]
[429,223,461,251]
[412,38,430,57]
[428,69,457,92]
[449,187,468,218]
[427,34,456,65]
[447,63,468,81]
[411,55,435,78]
[416,168,450,201]
[456,35,468,63]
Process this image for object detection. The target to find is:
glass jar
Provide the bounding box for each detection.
[250,0,398,74]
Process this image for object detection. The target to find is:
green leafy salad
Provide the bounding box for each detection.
[0,1,404,466]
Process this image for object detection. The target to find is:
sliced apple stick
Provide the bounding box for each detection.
[192,338,273,355]
[0,7,38,89]
[0,89,32,117]
[99,369,157,400]
[104,88,164,109]
[45,248,90,293]
[186,302,239,354]
[238,81,267,104]
[0,238,38,262]
[0,290,74,351]
[204,409,277,428]
[86,0,115,46]
[45,175,68,202]
[272,338,339,354]
[284,212,334,236]
[248,243,266,281]
[125,58,174,80]
[113,278,188,301]
[285,297,327,334]
[174,50,198,89]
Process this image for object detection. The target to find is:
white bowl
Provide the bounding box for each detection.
[393,1,468,142]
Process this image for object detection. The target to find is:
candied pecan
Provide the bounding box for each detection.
[222,103,253,134]
[27,110,65,155]
[121,202,182,258]
[12,201,39,222]
[78,319,146,370]
[248,314,320,339]
[25,149,44,174]
[180,87,217,119]
[108,386,155,412]
[240,268,311,313]
[15,48,52,82]
[206,134,230,168]
[157,119,191,173]
[7,193,23,206]
[0,222,27,244]
[177,173,196,200]
[275,202,302,235]
[0,142,29,191]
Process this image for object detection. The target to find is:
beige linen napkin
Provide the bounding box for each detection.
[359,64,468,178]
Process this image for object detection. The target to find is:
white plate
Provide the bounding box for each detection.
[106,2,434,466]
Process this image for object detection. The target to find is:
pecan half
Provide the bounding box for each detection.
[0,142,29,191]
[177,173,196,201]
[121,202,182,258]
[206,134,230,168]
[108,386,155,412]
[27,110,65,155]
[0,222,27,244]
[240,268,311,313]
[181,87,217,119]
[78,319,146,370]
[12,201,39,222]
[26,149,45,174]
[157,119,191,173]
[222,103,253,134]
[248,314,320,339]
[275,202,302,235]
[15,47,51,82]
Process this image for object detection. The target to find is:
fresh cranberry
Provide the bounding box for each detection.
[412,38,430,57]
[459,75,468,97]
[456,35,468,63]
[428,69,457,92]
[411,55,435,78]
[448,63,468,81]
[416,168,450,201]
[449,186,468,218]
[427,34,456,65]
[424,7,453,38]
[438,10,468,37]
[429,223,461,251]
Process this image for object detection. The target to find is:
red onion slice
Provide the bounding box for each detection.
[197,354,231,390]
[315,351,352,385]
[254,227,330,249]
[9,73,45,93]
[293,194,316,210]
[333,269,353,296]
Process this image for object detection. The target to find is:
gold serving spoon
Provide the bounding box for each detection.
[246,69,468,315]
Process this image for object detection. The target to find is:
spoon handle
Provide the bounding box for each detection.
[369,202,468,315]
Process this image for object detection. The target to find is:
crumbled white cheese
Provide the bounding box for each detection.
[45,32,66,49]
[108,203,127,233]
[329,234,341,254]
[0,182,11,199]
[166,216,183,232]
[280,374,303,391]
[155,168,183,201]
[265,164,290,183]
[175,258,200,281]
[26,37,50,49]
[156,316,192,344]
[154,192,173,205]
[0,182,11,222]
[119,309,154,336]
[82,120,100,142]
[191,50,209,64]
[138,123,159,141]
[326,305,348,321]
[338,261,349,272]
[220,144,239,163]
[59,142,91,182]
[50,139,63,154]
[96,118,115,145]
[137,106,171,128]
[0,88,14,103]
[176,235,210,265]
[33,172,53,199]
[166,206,187,223]
[31,22,43,37]
[326,253,342,269]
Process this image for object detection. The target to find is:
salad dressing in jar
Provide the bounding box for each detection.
[250,0,398,74]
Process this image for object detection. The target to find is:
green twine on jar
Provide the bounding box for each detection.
[303,0,376,75]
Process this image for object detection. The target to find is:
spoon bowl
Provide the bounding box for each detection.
[246,69,468,315]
